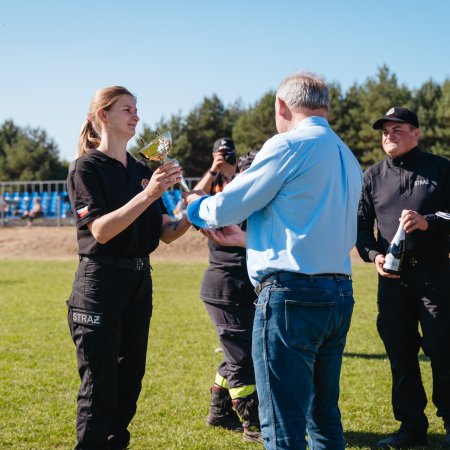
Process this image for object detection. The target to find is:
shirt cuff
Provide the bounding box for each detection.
[186,196,213,229]
[76,209,102,230]
[368,250,382,262]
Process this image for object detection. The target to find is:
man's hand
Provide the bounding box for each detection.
[201,224,246,248]
[401,209,428,233]
[211,152,226,173]
[183,189,207,206]
[374,254,400,278]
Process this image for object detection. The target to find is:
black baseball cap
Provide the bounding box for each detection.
[213,137,235,153]
[372,107,420,130]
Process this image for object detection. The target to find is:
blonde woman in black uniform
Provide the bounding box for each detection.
[67,86,191,450]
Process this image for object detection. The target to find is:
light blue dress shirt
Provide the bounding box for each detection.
[187,116,363,286]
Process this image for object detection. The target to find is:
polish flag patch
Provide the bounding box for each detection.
[76,206,89,218]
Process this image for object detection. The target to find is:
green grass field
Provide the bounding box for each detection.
[0,261,447,449]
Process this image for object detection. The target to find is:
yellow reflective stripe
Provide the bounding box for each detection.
[214,373,229,389]
[229,384,255,399]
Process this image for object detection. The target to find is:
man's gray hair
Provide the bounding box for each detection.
[277,72,329,111]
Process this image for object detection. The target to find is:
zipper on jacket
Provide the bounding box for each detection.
[400,166,405,195]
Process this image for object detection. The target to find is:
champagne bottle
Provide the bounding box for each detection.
[383,221,405,274]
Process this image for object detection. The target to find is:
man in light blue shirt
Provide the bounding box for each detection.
[186,72,363,450]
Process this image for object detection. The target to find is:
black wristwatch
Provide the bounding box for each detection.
[209,170,218,176]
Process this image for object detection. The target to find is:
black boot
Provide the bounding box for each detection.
[376,430,427,449]
[206,385,243,432]
[232,392,263,444]
[108,429,130,449]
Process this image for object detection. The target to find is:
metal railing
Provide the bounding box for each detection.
[0,180,68,194]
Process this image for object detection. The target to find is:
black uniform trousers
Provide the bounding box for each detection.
[203,298,256,389]
[67,260,153,450]
[377,259,450,434]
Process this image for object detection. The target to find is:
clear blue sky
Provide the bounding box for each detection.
[1,0,449,162]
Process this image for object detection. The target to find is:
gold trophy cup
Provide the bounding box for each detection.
[138,130,190,192]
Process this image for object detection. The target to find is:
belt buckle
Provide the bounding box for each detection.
[135,258,145,271]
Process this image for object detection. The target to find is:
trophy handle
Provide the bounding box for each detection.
[168,158,190,192]
[177,177,190,192]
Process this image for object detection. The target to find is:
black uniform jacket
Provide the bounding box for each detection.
[356,147,450,262]
[67,150,167,258]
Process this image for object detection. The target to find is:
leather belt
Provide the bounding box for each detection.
[80,255,150,271]
[255,271,351,295]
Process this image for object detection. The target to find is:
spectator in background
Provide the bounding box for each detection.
[194,141,262,443]
[21,196,43,227]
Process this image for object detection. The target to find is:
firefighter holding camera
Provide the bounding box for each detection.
[194,138,262,444]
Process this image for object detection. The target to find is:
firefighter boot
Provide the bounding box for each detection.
[232,392,263,444]
[206,385,243,431]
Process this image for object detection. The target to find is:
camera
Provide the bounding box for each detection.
[221,149,237,165]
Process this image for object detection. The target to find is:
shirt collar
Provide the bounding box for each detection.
[87,148,133,166]
[87,148,111,162]
[389,146,421,166]
[293,115,329,130]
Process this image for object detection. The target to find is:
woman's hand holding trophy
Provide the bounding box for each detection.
[138,130,190,192]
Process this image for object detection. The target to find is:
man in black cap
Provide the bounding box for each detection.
[356,107,450,449]
[194,142,262,443]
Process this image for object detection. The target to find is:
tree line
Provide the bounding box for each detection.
[0,120,68,181]
[1,66,449,181]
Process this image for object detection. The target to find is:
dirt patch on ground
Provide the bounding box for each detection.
[0,226,209,262]
[0,224,363,264]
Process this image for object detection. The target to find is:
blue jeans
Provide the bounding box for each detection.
[252,275,354,450]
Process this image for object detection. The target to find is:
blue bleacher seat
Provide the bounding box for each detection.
[47,192,59,217]
[40,192,49,215]
[17,193,28,213]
